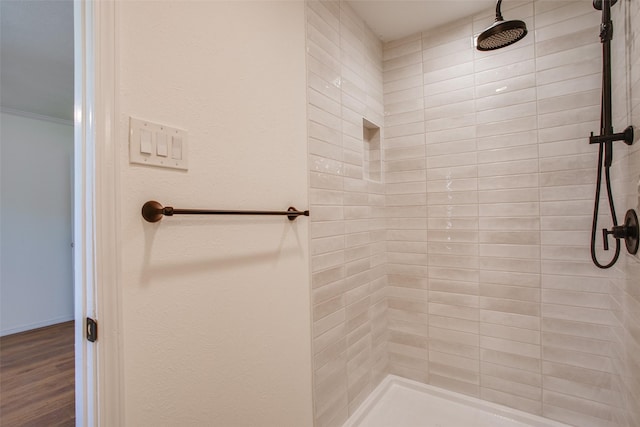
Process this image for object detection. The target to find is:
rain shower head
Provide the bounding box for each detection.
[476,0,528,51]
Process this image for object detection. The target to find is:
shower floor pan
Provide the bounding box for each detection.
[343,375,571,427]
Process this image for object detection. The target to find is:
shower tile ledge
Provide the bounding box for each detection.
[342,375,572,427]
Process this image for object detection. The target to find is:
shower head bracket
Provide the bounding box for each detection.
[589,126,634,146]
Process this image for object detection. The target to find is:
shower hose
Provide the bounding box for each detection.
[590,142,620,269]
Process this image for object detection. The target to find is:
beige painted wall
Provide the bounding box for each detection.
[116,2,312,425]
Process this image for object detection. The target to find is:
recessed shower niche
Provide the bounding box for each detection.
[363,118,381,182]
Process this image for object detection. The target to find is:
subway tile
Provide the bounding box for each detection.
[480,296,540,317]
[483,361,541,389]
[539,185,594,202]
[425,88,475,109]
[383,50,423,72]
[425,115,476,133]
[474,45,534,74]
[480,217,539,231]
[536,43,600,72]
[537,89,599,115]
[543,404,616,427]
[543,303,617,326]
[426,164,477,181]
[482,374,542,401]
[479,201,539,218]
[384,74,424,96]
[536,59,599,88]
[543,390,616,424]
[538,74,601,100]
[535,12,600,43]
[475,74,536,99]
[483,386,542,415]
[474,59,535,86]
[423,62,474,85]
[476,102,536,126]
[476,116,537,138]
[481,348,541,373]
[428,290,479,308]
[543,332,612,357]
[427,190,478,205]
[476,130,538,150]
[478,188,539,204]
[481,309,540,330]
[429,374,480,397]
[430,351,479,377]
[423,51,473,73]
[383,38,422,61]
[424,74,474,97]
[384,62,424,83]
[480,322,540,345]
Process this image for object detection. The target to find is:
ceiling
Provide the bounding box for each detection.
[0,0,74,122]
[0,1,496,122]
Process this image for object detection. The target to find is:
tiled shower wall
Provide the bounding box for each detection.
[305,2,387,426]
[382,1,640,426]
[308,1,640,426]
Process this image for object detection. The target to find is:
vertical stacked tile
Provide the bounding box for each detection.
[338,1,386,415]
[423,18,481,397]
[306,1,385,425]
[472,3,542,413]
[361,18,389,395]
[307,3,348,426]
[536,2,622,426]
[619,0,640,424]
[382,33,428,383]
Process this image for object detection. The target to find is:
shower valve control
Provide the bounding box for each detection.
[602,210,639,254]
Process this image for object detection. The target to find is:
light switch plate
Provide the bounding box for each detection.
[129,117,188,170]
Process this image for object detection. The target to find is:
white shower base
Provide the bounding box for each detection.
[343,375,572,427]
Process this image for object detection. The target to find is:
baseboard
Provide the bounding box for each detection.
[0,315,75,337]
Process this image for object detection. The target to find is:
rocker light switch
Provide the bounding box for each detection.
[156,133,168,157]
[140,129,152,154]
[129,117,188,170]
[172,136,183,160]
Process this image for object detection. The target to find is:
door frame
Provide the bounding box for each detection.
[74,0,122,425]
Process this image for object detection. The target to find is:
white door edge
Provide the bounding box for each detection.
[74,1,122,425]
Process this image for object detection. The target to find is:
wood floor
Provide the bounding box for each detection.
[0,321,75,426]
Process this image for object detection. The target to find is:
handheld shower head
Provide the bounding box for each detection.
[476,0,528,51]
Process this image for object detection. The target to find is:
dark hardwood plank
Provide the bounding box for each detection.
[0,321,75,426]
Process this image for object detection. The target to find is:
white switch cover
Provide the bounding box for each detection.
[129,117,188,170]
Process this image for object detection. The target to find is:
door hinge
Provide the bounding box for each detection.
[86,317,98,342]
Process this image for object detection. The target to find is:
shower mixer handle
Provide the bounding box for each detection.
[602,227,623,251]
[602,210,640,254]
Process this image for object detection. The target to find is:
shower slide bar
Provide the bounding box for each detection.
[141,200,310,223]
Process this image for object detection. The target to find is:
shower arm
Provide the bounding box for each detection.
[494,0,504,21]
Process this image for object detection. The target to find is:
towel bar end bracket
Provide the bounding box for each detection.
[142,200,165,223]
